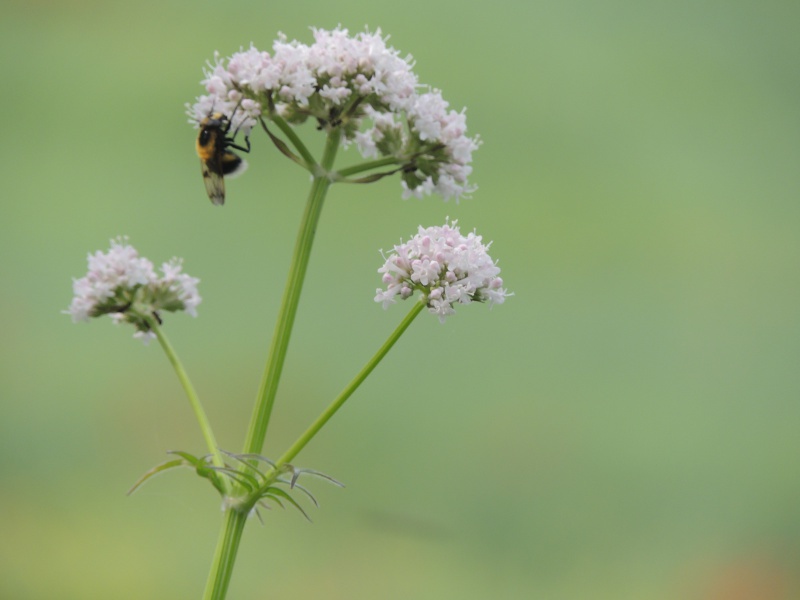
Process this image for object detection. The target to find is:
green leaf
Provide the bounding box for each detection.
[285,481,319,508]
[259,118,307,169]
[264,487,312,522]
[167,450,206,466]
[342,168,402,184]
[126,458,187,495]
[165,450,226,495]
[219,450,275,480]
[262,493,284,510]
[208,466,258,491]
[293,468,345,488]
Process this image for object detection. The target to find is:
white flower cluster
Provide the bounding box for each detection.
[67,237,201,343]
[187,27,480,201]
[375,221,509,322]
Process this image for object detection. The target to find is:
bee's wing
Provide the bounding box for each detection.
[201,159,226,206]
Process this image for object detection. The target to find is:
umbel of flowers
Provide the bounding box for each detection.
[66,237,200,343]
[187,26,480,201]
[375,220,509,322]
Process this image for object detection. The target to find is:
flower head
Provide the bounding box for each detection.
[375,220,510,322]
[187,27,480,201]
[66,237,201,343]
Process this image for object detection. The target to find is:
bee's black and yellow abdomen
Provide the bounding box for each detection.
[221,151,244,175]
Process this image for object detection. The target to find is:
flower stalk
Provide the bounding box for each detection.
[148,318,227,478]
[274,299,425,469]
[202,130,341,600]
[203,300,425,600]
[334,156,401,179]
[269,114,317,168]
[243,129,340,457]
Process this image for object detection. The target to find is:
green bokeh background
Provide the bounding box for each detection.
[2,1,799,598]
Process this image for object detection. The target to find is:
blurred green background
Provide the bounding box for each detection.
[2,0,799,598]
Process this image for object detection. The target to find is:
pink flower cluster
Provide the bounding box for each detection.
[188,27,480,201]
[375,221,509,322]
[67,238,201,343]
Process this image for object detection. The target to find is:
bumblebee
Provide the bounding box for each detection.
[195,112,250,206]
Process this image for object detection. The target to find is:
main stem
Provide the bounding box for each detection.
[202,130,339,600]
[201,508,247,600]
[242,130,340,457]
[241,175,328,456]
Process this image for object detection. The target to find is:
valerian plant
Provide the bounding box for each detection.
[67,26,509,600]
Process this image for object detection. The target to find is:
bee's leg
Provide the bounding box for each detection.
[225,98,246,135]
[228,136,251,154]
[226,97,251,154]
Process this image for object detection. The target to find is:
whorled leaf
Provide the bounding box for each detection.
[127,451,225,496]
[262,486,312,522]
[128,449,344,523]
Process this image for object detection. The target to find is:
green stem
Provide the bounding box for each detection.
[335,156,401,179]
[202,300,424,599]
[201,508,248,600]
[275,300,425,473]
[243,129,340,457]
[270,114,318,169]
[202,130,341,600]
[149,319,227,478]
